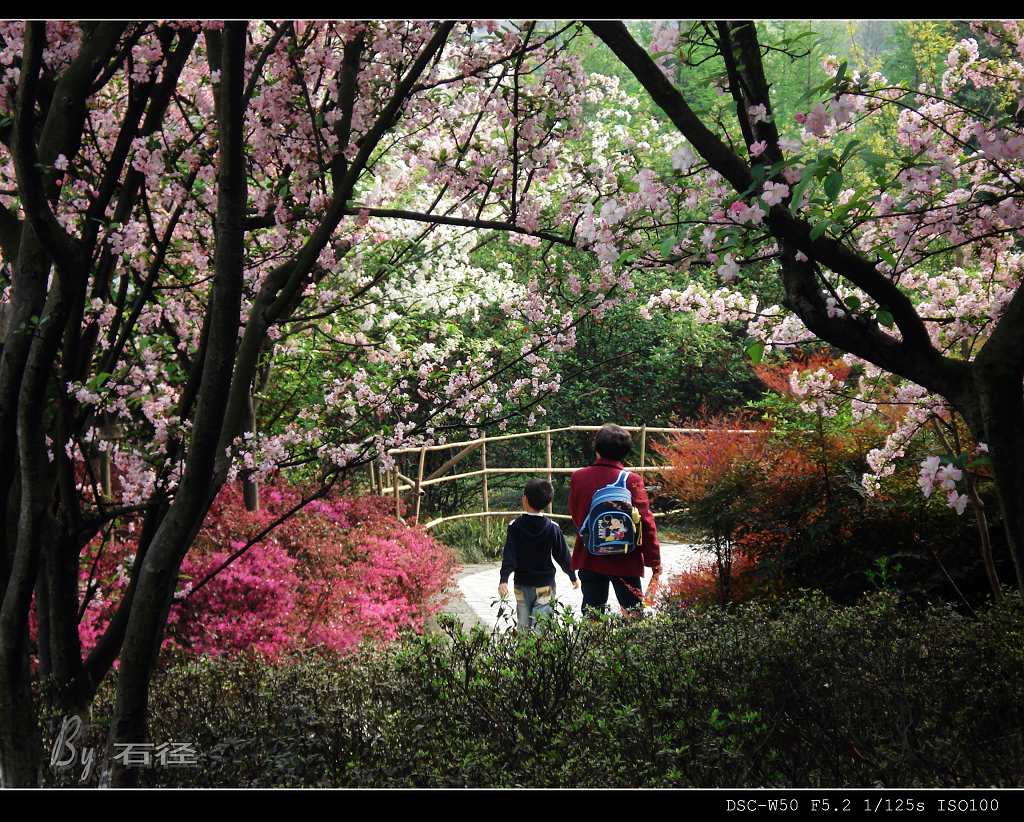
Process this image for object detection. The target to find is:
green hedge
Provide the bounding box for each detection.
[62,591,1024,787]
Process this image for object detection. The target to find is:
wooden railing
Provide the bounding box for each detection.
[367,424,756,531]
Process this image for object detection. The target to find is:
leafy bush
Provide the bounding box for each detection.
[53,591,1024,787]
[662,551,765,608]
[654,355,1005,608]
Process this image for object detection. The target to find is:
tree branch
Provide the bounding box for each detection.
[586,20,967,401]
[212,22,457,482]
[0,204,21,263]
[342,206,575,246]
[11,23,81,272]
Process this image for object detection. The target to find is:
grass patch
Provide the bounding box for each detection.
[432,516,510,564]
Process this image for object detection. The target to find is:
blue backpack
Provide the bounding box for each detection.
[580,470,641,557]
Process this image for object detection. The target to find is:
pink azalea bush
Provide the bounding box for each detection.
[169,540,302,657]
[76,481,456,659]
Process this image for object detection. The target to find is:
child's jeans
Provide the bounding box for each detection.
[514,582,555,632]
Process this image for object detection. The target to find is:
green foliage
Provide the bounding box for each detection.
[865,555,904,592]
[877,21,957,89]
[545,298,762,431]
[52,592,1024,787]
[432,517,509,564]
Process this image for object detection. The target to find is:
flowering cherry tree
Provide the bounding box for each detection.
[0,19,605,786]
[585,21,1024,597]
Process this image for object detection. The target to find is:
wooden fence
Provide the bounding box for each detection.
[368,424,756,531]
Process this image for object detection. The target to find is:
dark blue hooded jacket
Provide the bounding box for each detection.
[499,513,577,588]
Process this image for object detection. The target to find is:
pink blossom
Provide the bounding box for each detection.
[948,489,969,514]
[728,200,765,225]
[671,145,695,172]
[761,181,790,207]
[717,253,740,283]
[600,199,627,225]
[805,103,829,137]
[748,103,769,124]
[782,166,803,185]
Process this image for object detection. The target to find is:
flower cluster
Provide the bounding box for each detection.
[918,456,969,515]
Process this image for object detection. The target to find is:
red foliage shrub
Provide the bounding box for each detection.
[170,538,302,656]
[656,410,848,606]
[656,353,1000,607]
[661,551,762,608]
[657,413,770,505]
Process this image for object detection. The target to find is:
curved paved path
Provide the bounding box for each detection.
[452,542,703,631]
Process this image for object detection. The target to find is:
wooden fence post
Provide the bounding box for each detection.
[368,460,376,495]
[414,446,426,525]
[545,431,553,512]
[639,424,647,468]
[393,465,401,519]
[481,439,490,540]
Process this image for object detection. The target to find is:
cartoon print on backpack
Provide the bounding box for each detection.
[581,470,642,556]
[597,513,627,543]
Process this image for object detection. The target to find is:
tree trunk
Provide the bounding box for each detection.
[0,227,51,587]
[978,430,1024,594]
[965,474,1001,599]
[0,284,70,789]
[242,389,259,511]
[0,642,40,786]
[967,368,1024,592]
[108,515,192,787]
[42,527,88,712]
[0,233,50,788]
[242,474,259,512]
[108,23,249,787]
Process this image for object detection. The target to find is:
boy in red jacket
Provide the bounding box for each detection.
[569,424,661,616]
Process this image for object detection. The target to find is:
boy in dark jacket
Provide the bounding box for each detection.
[498,479,579,631]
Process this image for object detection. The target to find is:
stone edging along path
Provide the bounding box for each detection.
[440,543,704,632]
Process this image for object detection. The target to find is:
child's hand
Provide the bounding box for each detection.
[571,578,580,590]
[498,583,509,598]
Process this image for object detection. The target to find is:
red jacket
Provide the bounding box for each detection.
[569,457,661,577]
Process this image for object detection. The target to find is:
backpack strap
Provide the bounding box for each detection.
[614,470,630,489]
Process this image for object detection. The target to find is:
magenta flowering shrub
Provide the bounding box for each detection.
[302,528,457,651]
[170,540,302,656]
[77,540,131,658]
[74,481,456,659]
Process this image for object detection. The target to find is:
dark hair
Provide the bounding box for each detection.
[524,478,554,510]
[594,423,632,461]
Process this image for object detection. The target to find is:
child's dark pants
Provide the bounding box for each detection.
[579,569,643,617]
